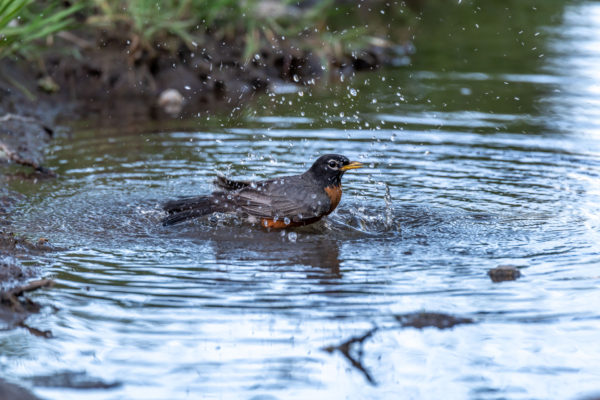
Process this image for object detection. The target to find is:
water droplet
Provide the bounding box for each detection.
[384,184,394,230]
[287,231,297,242]
[184,85,191,90]
[284,217,291,225]
[293,74,300,82]
[350,88,358,96]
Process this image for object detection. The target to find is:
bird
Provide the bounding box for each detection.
[161,154,364,228]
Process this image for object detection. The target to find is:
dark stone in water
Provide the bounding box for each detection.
[0,378,41,400]
[28,371,121,389]
[395,312,474,329]
[0,114,55,175]
[488,265,522,282]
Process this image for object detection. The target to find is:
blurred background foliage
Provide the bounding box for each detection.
[0,0,423,61]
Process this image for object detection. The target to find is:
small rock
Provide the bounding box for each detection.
[157,89,184,116]
[488,265,522,282]
[37,76,60,93]
[395,312,473,329]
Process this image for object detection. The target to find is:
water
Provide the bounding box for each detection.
[3,2,600,399]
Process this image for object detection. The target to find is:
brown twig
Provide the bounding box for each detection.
[322,327,379,385]
[0,141,56,176]
[0,279,54,313]
[57,31,94,50]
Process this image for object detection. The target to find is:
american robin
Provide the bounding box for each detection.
[162,154,363,227]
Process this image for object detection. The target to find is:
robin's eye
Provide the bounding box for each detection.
[328,160,338,169]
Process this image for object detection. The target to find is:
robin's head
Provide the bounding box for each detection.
[306,154,363,186]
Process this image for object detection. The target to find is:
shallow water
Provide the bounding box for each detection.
[3,1,600,399]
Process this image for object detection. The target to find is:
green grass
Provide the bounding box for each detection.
[85,0,261,53]
[81,0,384,62]
[0,0,82,58]
[1,0,416,63]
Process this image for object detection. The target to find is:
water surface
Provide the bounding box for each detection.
[3,2,600,399]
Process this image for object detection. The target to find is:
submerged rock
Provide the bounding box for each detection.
[488,265,522,282]
[395,312,474,329]
[0,113,55,175]
[27,371,121,389]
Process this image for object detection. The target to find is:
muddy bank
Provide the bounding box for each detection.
[1,17,412,163]
[1,24,412,125]
[43,34,410,122]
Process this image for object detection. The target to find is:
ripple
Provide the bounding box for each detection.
[6,3,600,399]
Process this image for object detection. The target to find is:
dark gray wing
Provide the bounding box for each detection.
[232,176,330,222]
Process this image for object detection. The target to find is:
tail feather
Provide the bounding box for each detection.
[214,175,252,191]
[162,196,218,226]
[162,209,211,226]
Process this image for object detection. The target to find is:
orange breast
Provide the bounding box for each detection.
[261,218,297,229]
[258,185,342,229]
[324,184,342,213]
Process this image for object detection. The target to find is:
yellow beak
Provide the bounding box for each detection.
[340,161,364,171]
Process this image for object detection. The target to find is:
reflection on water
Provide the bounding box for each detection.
[3,2,600,399]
